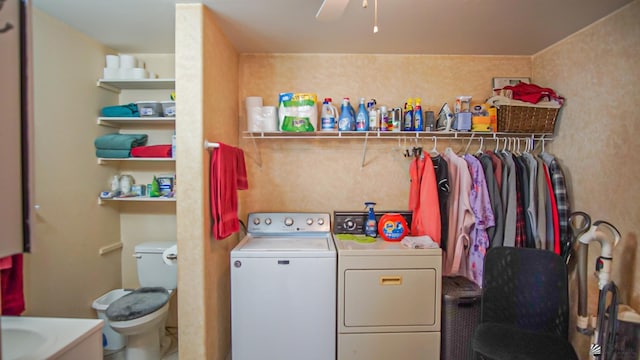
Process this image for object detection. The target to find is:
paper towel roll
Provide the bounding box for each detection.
[162,244,178,266]
[246,96,263,131]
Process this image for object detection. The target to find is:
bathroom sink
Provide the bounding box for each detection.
[1,316,103,359]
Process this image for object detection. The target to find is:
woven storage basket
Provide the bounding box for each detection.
[497,104,559,133]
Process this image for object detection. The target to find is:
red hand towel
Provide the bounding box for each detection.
[1,254,25,315]
[131,144,172,158]
[210,143,248,240]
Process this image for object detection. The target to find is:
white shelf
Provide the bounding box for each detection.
[98,196,176,205]
[97,78,175,93]
[243,131,553,140]
[97,157,175,165]
[97,117,175,127]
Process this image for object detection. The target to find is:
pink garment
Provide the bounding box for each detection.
[409,156,441,245]
[500,82,564,105]
[442,149,475,277]
[210,143,248,240]
[1,254,25,315]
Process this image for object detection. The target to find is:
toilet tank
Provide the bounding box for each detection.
[134,241,177,290]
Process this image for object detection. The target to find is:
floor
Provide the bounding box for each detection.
[103,327,178,360]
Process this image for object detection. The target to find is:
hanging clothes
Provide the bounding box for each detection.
[540,152,571,256]
[464,154,495,286]
[522,152,539,247]
[500,151,518,247]
[479,153,504,248]
[431,155,450,250]
[409,155,441,244]
[535,156,548,250]
[442,148,475,277]
[542,163,561,255]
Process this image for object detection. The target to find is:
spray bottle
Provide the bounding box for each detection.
[403,98,414,131]
[414,98,424,131]
[364,202,377,237]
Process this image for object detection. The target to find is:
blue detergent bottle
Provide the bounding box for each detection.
[364,202,377,237]
[338,97,355,131]
[356,98,369,131]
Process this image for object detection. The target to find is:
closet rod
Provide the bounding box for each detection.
[204,140,220,150]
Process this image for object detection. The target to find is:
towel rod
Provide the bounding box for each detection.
[204,140,220,150]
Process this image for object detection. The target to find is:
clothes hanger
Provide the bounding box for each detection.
[463,133,475,154]
[475,137,484,155]
[429,136,439,157]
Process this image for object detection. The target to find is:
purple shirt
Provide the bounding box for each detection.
[464,154,496,287]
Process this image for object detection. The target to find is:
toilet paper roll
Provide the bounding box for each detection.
[119,54,136,69]
[103,67,119,79]
[162,244,177,266]
[131,68,147,79]
[105,55,119,69]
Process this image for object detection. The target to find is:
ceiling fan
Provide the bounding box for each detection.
[316,0,379,33]
[315,0,350,21]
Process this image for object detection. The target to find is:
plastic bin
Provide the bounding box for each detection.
[161,101,176,117]
[92,289,132,350]
[136,101,162,117]
[441,276,482,360]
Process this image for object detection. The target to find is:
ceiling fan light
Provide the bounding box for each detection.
[373,25,379,33]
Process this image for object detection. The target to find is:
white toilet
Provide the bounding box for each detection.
[106,241,177,360]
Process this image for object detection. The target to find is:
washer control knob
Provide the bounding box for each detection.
[317,218,325,226]
[306,218,314,225]
[265,218,272,225]
[253,217,260,225]
[284,217,294,226]
[345,219,356,230]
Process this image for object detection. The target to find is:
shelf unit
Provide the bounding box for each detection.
[98,196,176,205]
[97,117,175,127]
[96,78,176,205]
[97,79,176,93]
[243,130,553,168]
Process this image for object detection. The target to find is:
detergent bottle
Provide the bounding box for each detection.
[414,98,424,131]
[364,202,377,237]
[403,98,414,131]
[355,98,369,131]
[338,97,355,131]
[320,97,338,131]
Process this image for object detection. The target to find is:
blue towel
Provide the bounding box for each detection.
[94,133,148,150]
[100,103,139,117]
[96,149,131,158]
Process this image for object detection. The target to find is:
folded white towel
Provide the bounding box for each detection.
[401,235,439,249]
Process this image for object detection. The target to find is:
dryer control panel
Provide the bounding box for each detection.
[333,211,412,235]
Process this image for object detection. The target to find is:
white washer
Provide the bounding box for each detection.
[230,212,336,360]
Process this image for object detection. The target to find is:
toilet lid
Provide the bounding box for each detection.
[106,287,170,321]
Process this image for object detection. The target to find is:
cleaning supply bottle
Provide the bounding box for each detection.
[320,98,338,131]
[338,97,355,131]
[364,202,377,237]
[403,98,414,131]
[367,99,378,131]
[414,98,424,131]
[356,98,369,131]
[379,106,388,131]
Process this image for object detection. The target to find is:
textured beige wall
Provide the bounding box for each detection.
[176,4,239,359]
[533,1,640,358]
[26,8,122,317]
[238,54,531,218]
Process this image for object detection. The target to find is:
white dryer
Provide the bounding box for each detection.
[230,212,336,360]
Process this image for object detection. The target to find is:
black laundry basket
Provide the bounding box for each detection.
[441,276,482,360]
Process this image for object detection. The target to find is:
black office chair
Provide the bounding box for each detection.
[471,247,579,360]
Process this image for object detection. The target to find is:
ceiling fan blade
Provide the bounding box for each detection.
[315,0,350,21]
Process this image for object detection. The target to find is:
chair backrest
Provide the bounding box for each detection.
[480,247,570,338]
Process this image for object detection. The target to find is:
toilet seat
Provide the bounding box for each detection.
[106,287,170,322]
